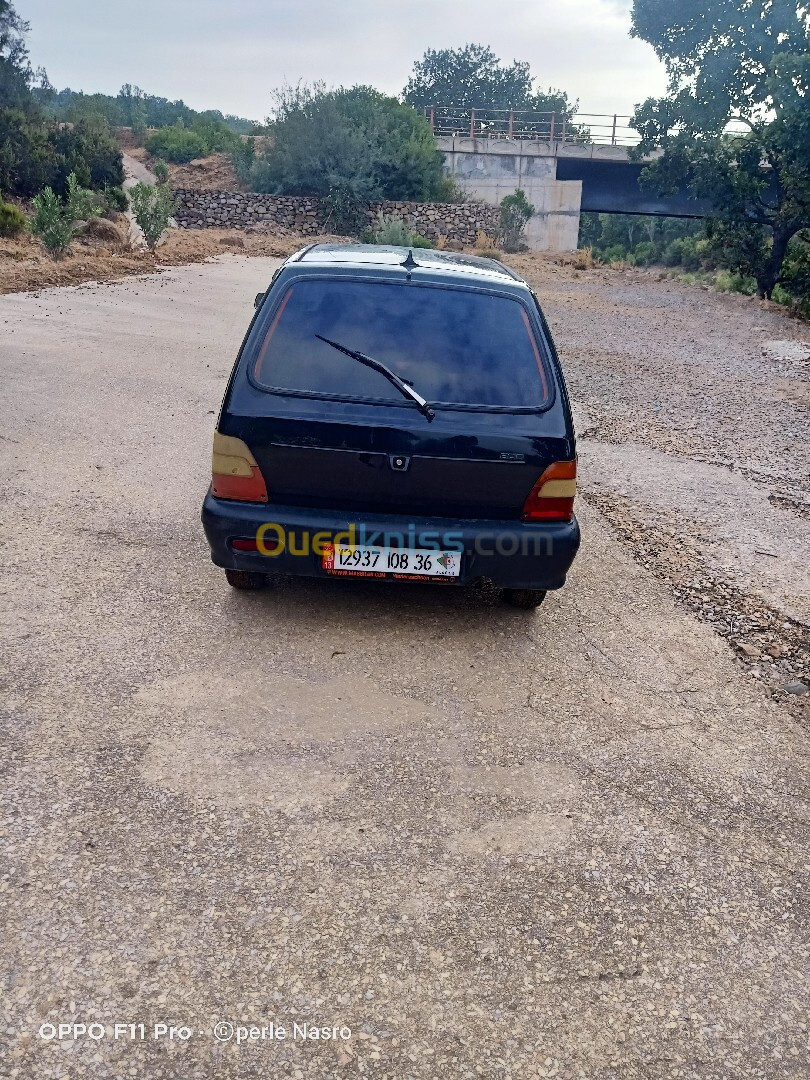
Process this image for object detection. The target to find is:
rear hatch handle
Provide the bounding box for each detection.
[315,334,435,422]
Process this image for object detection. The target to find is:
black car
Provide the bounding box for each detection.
[201,244,579,609]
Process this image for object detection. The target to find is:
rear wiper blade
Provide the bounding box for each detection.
[316,334,435,422]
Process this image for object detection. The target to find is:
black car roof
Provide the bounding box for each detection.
[287,243,527,289]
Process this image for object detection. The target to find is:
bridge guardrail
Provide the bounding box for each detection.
[424,107,641,146]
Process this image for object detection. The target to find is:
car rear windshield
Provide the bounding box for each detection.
[251,278,551,409]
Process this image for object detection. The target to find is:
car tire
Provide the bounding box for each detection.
[225,568,268,590]
[502,588,547,609]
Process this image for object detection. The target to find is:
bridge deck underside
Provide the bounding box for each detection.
[555,160,708,218]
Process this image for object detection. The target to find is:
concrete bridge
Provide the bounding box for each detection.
[429,108,708,251]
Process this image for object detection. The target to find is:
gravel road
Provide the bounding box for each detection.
[516,257,810,701]
[2,256,809,1079]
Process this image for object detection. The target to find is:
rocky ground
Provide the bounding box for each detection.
[507,254,810,714]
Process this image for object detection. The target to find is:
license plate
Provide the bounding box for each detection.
[322,543,461,580]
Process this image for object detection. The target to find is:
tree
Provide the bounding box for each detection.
[403,44,578,140]
[0,1,124,197]
[404,43,577,119]
[247,85,449,227]
[630,0,810,298]
[0,0,33,110]
[404,44,535,110]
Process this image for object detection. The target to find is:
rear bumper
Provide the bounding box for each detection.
[201,492,581,591]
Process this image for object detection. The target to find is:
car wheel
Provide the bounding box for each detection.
[225,568,268,590]
[502,588,547,609]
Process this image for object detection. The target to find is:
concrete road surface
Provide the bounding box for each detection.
[2,258,808,1079]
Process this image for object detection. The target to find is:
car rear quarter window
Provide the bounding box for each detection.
[251,278,551,409]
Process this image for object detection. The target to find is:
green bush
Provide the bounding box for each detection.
[777,234,810,317]
[103,184,128,213]
[49,119,124,194]
[0,108,54,196]
[632,240,656,265]
[597,243,627,264]
[152,159,169,184]
[362,211,432,248]
[30,171,102,258]
[0,112,124,199]
[0,199,27,237]
[128,181,175,251]
[230,139,255,184]
[663,238,685,266]
[498,189,534,252]
[321,183,368,236]
[714,270,757,294]
[247,85,448,208]
[30,188,75,258]
[145,127,207,163]
[726,271,757,295]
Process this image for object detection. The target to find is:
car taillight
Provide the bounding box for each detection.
[211,432,269,502]
[522,460,576,521]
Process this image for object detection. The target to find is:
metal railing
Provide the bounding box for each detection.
[424,106,641,146]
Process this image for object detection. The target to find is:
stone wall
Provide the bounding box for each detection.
[173,189,499,245]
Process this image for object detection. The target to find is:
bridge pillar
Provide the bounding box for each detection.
[437,137,582,252]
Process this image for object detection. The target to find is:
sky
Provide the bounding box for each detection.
[19,0,668,122]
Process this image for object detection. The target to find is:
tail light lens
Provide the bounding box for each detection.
[231,537,259,551]
[211,432,269,502]
[522,460,576,521]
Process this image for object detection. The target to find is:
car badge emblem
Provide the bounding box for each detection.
[389,455,411,472]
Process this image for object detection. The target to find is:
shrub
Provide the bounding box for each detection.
[473,230,497,251]
[145,126,207,163]
[152,159,169,184]
[102,184,128,213]
[48,119,125,194]
[128,181,175,251]
[230,139,255,184]
[662,236,703,268]
[247,85,447,204]
[0,108,55,196]
[498,189,534,252]
[30,188,75,257]
[632,240,656,265]
[0,111,124,199]
[321,183,369,236]
[64,171,100,221]
[571,246,595,270]
[30,171,101,258]
[598,243,627,264]
[0,199,27,238]
[726,271,757,295]
[363,211,432,248]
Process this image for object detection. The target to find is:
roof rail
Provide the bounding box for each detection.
[290,243,321,262]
